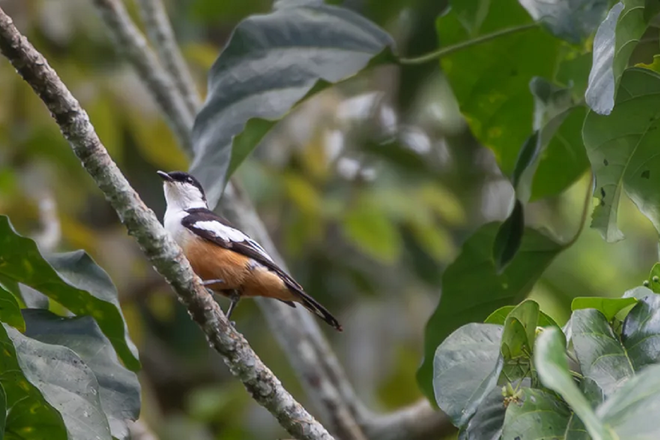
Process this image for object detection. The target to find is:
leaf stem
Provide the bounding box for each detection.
[398,23,539,65]
[564,172,594,249]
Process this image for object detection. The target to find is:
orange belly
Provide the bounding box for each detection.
[183,237,295,302]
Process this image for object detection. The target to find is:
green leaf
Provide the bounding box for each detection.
[22,310,141,440]
[504,300,539,355]
[432,323,503,427]
[342,204,402,264]
[0,216,140,370]
[5,323,112,440]
[418,222,563,402]
[463,386,505,440]
[597,363,660,438]
[0,324,67,440]
[493,199,525,273]
[519,0,609,43]
[0,383,6,440]
[586,1,655,115]
[190,2,394,207]
[0,284,24,331]
[452,0,491,35]
[572,309,634,396]
[621,295,660,372]
[502,388,571,439]
[583,68,660,242]
[535,327,613,440]
[571,297,638,321]
[485,304,560,328]
[436,0,560,175]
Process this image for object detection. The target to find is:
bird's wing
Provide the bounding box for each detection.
[181,208,304,292]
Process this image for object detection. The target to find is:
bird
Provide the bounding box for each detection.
[157,170,342,331]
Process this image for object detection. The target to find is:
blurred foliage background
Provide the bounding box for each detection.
[0,0,658,438]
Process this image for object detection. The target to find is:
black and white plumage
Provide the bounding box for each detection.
[158,170,342,331]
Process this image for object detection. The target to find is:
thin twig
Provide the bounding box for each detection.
[399,23,538,65]
[91,0,194,152]
[134,0,200,114]
[0,10,332,439]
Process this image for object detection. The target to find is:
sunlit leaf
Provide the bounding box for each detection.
[583,68,660,242]
[418,222,563,402]
[519,0,609,43]
[571,296,638,321]
[586,1,656,115]
[190,2,394,207]
[0,216,140,370]
[485,304,560,328]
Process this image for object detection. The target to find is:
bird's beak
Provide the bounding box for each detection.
[157,170,173,182]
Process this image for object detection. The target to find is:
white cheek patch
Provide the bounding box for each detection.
[193,221,274,262]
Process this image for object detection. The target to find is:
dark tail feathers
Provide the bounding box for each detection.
[296,291,342,332]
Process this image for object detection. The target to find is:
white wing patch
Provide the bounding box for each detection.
[193,220,274,262]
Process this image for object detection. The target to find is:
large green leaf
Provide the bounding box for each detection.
[190,2,394,207]
[6,324,112,440]
[0,283,24,331]
[621,295,660,372]
[518,0,609,43]
[583,68,660,242]
[535,327,613,440]
[596,363,660,439]
[22,310,140,440]
[0,216,139,370]
[418,222,563,402]
[436,0,559,174]
[0,324,67,440]
[585,1,656,115]
[432,323,503,426]
[502,388,571,439]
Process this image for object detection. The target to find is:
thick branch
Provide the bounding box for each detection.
[134,0,199,115]
[91,0,194,152]
[0,9,332,440]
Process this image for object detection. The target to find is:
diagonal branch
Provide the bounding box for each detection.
[0,9,332,440]
[133,0,199,115]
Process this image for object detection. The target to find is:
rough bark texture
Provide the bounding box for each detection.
[0,8,333,440]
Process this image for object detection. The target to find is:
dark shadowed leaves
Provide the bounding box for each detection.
[519,0,609,43]
[0,216,139,370]
[621,295,660,372]
[432,323,503,426]
[0,283,24,331]
[583,68,660,242]
[418,222,563,401]
[493,199,524,273]
[502,388,571,439]
[535,327,612,439]
[463,386,504,440]
[22,310,140,440]
[586,1,656,115]
[190,2,394,207]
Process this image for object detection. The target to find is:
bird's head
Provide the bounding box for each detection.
[157,170,207,210]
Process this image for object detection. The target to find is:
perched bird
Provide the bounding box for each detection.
[158,170,342,331]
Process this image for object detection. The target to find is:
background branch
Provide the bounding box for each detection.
[92,0,451,438]
[0,9,332,440]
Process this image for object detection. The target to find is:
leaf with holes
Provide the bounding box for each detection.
[583,68,660,242]
[0,216,139,370]
[190,2,394,208]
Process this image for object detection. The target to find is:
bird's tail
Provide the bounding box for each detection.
[295,290,343,332]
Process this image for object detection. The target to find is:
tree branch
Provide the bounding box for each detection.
[88,1,452,438]
[0,9,332,440]
[133,0,199,115]
[91,0,193,152]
